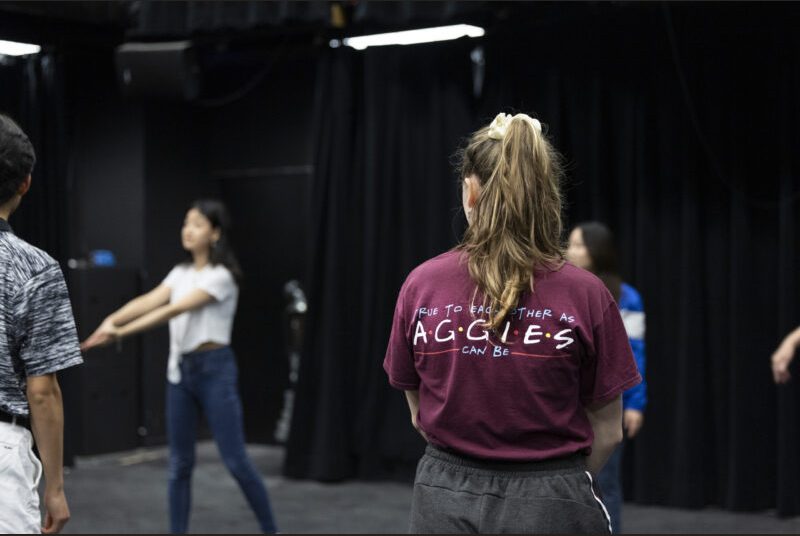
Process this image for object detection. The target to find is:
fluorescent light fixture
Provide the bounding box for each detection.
[0,40,41,56]
[338,24,484,50]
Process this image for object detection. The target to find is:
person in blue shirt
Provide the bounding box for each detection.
[567,221,647,534]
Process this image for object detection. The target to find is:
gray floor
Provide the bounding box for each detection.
[57,441,800,534]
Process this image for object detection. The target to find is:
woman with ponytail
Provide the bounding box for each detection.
[384,113,641,533]
[81,200,277,534]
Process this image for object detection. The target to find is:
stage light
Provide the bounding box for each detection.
[339,24,484,50]
[0,40,41,56]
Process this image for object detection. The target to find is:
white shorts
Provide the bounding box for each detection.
[0,421,42,534]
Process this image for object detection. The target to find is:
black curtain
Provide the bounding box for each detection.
[475,3,800,514]
[285,3,800,515]
[0,53,71,261]
[284,39,476,480]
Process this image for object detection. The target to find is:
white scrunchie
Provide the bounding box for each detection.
[487,112,542,140]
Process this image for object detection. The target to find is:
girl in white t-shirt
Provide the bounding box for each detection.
[81,199,277,534]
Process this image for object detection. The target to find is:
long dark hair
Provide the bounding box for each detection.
[574,221,621,301]
[185,199,243,284]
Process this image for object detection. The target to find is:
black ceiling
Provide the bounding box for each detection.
[1,1,797,52]
[0,1,584,49]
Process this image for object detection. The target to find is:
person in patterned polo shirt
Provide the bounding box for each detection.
[0,113,83,534]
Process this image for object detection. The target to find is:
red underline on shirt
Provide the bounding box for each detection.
[414,349,461,356]
[510,351,571,359]
[414,348,571,359]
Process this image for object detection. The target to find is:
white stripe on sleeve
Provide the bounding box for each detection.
[620,310,645,340]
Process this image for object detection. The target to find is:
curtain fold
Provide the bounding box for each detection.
[0,53,70,261]
[478,8,800,514]
[285,5,800,514]
[284,39,476,480]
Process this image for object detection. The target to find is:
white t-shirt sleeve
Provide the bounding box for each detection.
[162,266,183,289]
[198,267,236,301]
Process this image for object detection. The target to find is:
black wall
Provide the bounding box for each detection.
[70,55,145,269]
[284,0,800,516]
[3,44,316,449]
[195,49,316,441]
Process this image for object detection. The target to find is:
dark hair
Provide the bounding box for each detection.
[185,199,243,283]
[0,113,35,205]
[574,221,622,301]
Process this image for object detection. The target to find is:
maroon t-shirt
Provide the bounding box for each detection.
[384,250,641,461]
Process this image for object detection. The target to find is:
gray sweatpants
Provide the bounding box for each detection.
[409,445,611,534]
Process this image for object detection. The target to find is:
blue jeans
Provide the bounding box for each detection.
[166,346,277,534]
[597,442,623,533]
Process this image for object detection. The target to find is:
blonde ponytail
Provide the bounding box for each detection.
[457,113,565,331]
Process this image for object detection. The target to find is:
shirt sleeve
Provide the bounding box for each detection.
[383,280,420,390]
[622,337,647,411]
[13,264,83,377]
[162,266,181,289]
[580,302,641,405]
[619,284,647,411]
[198,267,236,301]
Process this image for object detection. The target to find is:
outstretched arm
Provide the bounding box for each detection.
[117,289,214,338]
[82,288,214,350]
[80,285,170,351]
[108,284,172,326]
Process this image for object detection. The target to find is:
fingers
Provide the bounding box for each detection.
[41,511,55,534]
[42,490,70,534]
[81,330,103,348]
[80,336,99,352]
[772,358,791,384]
[80,331,114,352]
[627,421,641,438]
[772,345,795,385]
[624,420,636,438]
[42,510,69,534]
[623,411,644,438]
[774,369,791,384]
[80,324,117,352]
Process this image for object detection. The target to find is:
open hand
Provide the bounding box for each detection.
[80,319,119,352]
